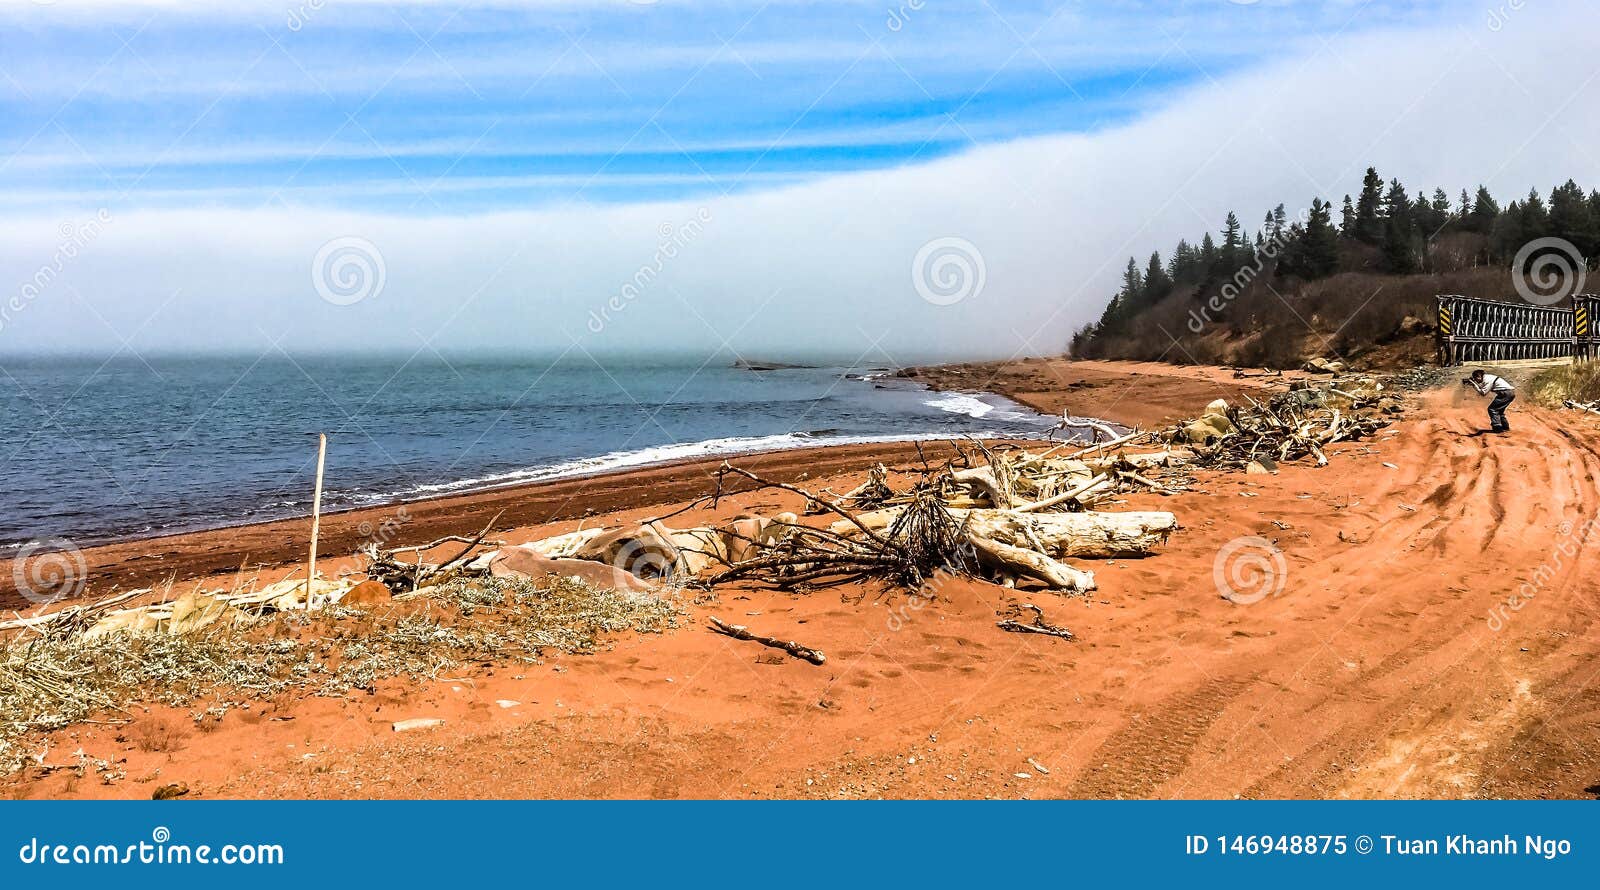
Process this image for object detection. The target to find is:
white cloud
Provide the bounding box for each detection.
[2,0,1596,362]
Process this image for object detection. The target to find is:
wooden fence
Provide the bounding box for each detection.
[1435,294,1596,365]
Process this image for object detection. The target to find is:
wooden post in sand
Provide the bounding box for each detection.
[305,433,328,604]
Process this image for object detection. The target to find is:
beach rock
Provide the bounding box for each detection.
[392,718,444,733]
[1246,458,1278,475]
[721,512,797,564]
[1179,412,1236,444]
[1303,357,1346,374]
[82,608,165,640]
[572,524,682,579]
[489,546,655,593]
[339,580,393,608]
[1396,315,1430,337]
[168,590,249,635]
[151,782,189,800]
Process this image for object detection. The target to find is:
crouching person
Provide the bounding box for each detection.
[1463,369,1515,434]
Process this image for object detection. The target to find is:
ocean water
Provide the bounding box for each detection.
[0,356,1068,548]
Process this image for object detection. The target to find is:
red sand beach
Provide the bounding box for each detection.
[5,360,1598,800]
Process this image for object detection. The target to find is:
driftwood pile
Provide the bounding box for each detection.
[357,514,504,593]
[358,438,1187,600]
[1172,383,1395,471]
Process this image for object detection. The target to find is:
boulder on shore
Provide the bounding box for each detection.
[488,546,656,593]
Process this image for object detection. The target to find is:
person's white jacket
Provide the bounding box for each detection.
[1470,373,1515,395]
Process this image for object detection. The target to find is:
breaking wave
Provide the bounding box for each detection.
[356,429,1016,504]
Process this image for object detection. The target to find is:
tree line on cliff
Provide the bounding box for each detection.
[1071,168,1600,368]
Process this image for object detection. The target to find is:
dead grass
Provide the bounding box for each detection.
[0,576,683,773]
[129,714,190,753]
[1526,362,1600,407]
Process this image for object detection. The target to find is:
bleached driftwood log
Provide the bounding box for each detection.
[951,466,1013,509]
[524,527,608,558]
[1082,450,1186,471]
[960,509,1176,559]
[1014,473,1113,513]
[967,534,1096,592]
[830,508,1176,558]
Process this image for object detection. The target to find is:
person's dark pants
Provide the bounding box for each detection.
[1488,391,1515,432]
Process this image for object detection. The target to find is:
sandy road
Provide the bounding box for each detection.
[1065,388,1600,800]
[11,388,1600,800]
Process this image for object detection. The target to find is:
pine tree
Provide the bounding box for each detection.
[1341,195,1357,237]
[1355,167,1385,244]
[1424,188,1452,235]
[1098,256,1143,331]
[1169,239,1195,280]
[1459,188,1473,221]
[1521,188,1550,239]
[1490,200,1523,261]
[1383,179,1412,226]
[1467,185,1499,233]
[1301,197,1340,278]
[1380,180,1419,273]
[1199,232,1218,269]
[1549,179,1596,254]
[1143,251,1172,305]
[1220,211,1245,271]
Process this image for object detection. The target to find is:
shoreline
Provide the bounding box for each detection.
[0,372,1054,556]
[0,358,1278,608]
[10,363,1600,801]
[900,357,1309,429]
[0,436,1035,608]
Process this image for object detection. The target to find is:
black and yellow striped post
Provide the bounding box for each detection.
[1436,295,1455,365]
[1576,295,1594,361]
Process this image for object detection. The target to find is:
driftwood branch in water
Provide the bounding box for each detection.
[708,616,826,665]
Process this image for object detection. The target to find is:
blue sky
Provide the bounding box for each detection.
[2,0,1592,361]
[1,0,1459,212]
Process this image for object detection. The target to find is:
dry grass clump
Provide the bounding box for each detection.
[1527,362,1600,407]
[0,576,682,772]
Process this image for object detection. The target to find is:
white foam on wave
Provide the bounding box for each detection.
[358,429,1018,505]
[924,392,996,418]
